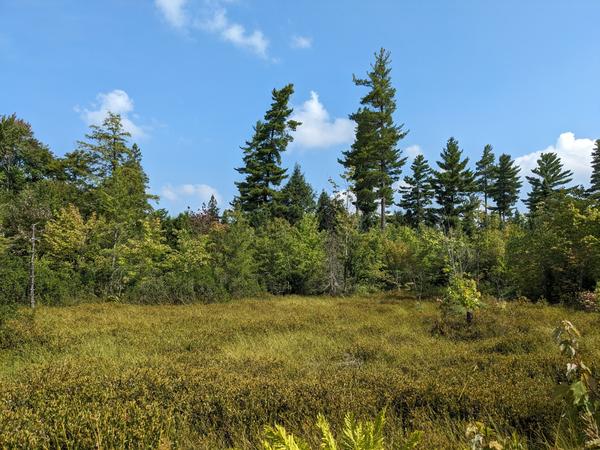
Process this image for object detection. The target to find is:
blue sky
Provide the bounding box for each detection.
[1,0,599,213]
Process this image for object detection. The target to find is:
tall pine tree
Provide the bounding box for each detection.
[399,154,434,227]
[489,153,522,221]
[235,84,300,224]
[339,48,407,230]
[432,137,476,230]
[589,139,600,198]
[475,144,495,214]
[280,163,315,225]
[525,152,573,213]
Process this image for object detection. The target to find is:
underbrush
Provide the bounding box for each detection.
[0,296,598,448]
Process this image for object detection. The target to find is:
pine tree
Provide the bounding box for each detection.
[525,152,573,213]
[235,85,300,224]
[339,48,407,230]
[589,139,600,198]
[316,191,340,232]
[206,194,220,220]
[77,112,133,180]
[475,144,495,214]
[399,154,434,227]
[432,137,476,230]
[280,163,315,224]
[489,153,522,221]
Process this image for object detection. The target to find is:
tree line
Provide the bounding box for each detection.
[1,48,600,306]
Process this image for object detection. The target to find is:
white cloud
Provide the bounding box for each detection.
[515,132,595,187]
[161,183,222,207]
[198,9,269,58]
[154,1,271,59]
[77,89,146,139]
[291,91,355,150]
[155,0,188,28]
[291,35,312,49]
[405,145,423,159]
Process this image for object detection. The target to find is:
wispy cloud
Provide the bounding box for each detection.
[516,132,596,188]
[75,89,146,139]
[161,183,222,209]
[154,0,271,59]
[155,0,188,28]
[291,35,312,49]
[198,8,269,58]
[291,91,355,150]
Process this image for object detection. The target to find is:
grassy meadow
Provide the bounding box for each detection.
[0,295,599,449]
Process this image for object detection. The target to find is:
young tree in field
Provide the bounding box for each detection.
[280,164,316,225]
[339,48,407,230]
[589,139,600,198]
[525,152,573,213]
[489,153,522,221]
[77,112,134,179]
[432,137,476,230]
[475,144,495,214]
[399,154,434,228]
[235,84,300,224]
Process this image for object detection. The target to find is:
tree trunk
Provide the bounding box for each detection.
[29,224,36,309]
[380,196,385,230]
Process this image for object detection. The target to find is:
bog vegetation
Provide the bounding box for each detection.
[0,297,598,448]
[1,48,600,448]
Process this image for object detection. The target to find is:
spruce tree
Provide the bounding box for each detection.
[235,85,300,224]
[489,153,522,221]
[316,191,339,232]
[206,194,220,220]
[432,137,476,230]
[280,163,315,225]
[525,152,573,213]
[589,139,600,198]
[398,154,434,227]
[489,153,523,221]
[475,144,495,214]
[339,48,407,230]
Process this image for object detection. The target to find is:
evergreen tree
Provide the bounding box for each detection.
[77,112,134,180]
[339,48,407,230]
[399,154,434,227]
[475,144,495,214]
[525,152,573,213]
[206,195,220,221]
[235,85,300,224]
[316,190,339,232]
[589,139,600,198]
[489,153,522,221]
[280,164,316,224]
[432,137,476,230]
